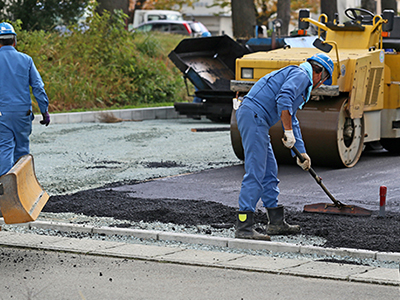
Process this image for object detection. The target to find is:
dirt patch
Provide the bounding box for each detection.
[44,186,400,253]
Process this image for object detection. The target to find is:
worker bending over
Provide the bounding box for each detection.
[235,53,334,240]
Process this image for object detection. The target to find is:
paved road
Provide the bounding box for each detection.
[112,148,400,213]
[0,246,398,300]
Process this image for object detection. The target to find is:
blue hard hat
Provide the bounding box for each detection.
[0,22,17,38]
[201,31,211,37]
[307,53,334,85]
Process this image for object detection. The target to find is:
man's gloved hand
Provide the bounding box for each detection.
[297,153,311,171]
[40,111,50,126]
[282,130,295,149]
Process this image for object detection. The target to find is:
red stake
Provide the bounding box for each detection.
[379,186,387,217]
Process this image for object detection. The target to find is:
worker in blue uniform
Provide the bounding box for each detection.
[235,53,334,240]
[0,22,50,176]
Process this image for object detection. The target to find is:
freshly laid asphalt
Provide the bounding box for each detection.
[0,107,399,298]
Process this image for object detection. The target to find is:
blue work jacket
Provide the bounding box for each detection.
[242,63,313,153]
[0,46,49,113]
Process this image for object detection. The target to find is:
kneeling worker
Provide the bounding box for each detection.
[235,53,334,240]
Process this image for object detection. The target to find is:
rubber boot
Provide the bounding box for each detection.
[235,211,271,241]
[266,205,300,235]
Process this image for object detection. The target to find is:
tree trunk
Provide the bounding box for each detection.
[381,0,397,13]
[231,0,256,39]
[361,0,376,13]
[321,0,338,22]
[96,0,129,15]
[277,0,290,36]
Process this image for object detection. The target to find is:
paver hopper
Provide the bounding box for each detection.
[0,154,49,224]
[169,35,250,122]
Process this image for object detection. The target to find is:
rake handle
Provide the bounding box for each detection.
[292,146,345,208]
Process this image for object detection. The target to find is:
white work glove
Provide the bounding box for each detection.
[297,153,311,171]
[282,130,295,149]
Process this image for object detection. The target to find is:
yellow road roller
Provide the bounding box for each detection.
[230,8,400,168]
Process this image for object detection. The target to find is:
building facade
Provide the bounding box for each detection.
[181,0,233,37]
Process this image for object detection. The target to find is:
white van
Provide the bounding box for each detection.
[131,10,183,29]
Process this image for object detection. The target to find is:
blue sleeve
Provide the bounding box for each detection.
[292,113,306,154]
[276,70,310,118]
[29,58,49,113]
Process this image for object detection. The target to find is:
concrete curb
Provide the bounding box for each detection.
[33,106,182,125]
[0,220,399,286]
[2,219,400,263]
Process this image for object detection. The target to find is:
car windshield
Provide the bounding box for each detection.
[147,14,183,22]
[167,14,183,21]
[189,22,202,33]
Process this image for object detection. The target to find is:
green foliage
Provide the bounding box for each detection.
[12,8,189,113]
[0,0,90,31]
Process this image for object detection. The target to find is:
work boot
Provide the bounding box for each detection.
[266,205,301,235]
[235,211,271,241]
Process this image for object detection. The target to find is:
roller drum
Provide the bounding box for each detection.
[230,96,365,168]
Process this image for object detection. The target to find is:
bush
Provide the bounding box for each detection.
[13,9,189,113]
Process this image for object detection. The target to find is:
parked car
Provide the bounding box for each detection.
[188,21,211,37]
[132,10,183,28]
[133,20,211,37]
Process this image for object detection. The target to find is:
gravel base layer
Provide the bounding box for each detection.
[31,118,238,195]
[1,118,399,270]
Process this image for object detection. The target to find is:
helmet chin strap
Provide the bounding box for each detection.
[313,75,329,90]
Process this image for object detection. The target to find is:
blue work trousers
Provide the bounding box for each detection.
[0,111,32,176]
[236,105,279,211]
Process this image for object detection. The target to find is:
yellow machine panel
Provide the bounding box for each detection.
[324,25,381,50]
[384,53,400,109]
[236,48,332,81]
[350,55,370,118]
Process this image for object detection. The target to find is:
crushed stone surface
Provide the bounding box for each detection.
[30,118,239,195]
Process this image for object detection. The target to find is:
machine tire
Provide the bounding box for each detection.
[207,115,231,123]
[380,138,400,154]
[230,109,244,161]
[336,101,365,167]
